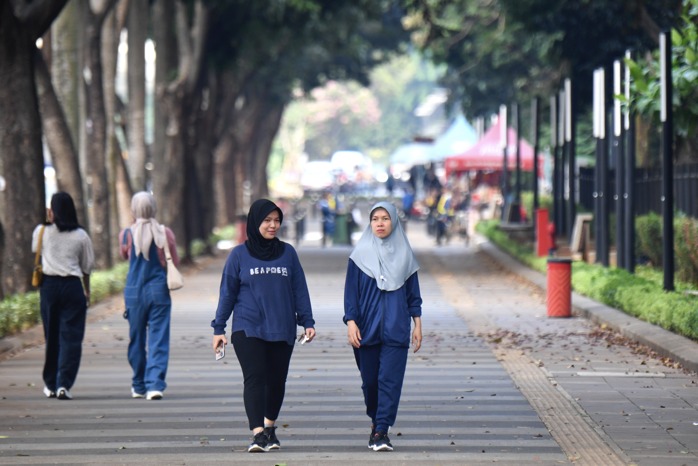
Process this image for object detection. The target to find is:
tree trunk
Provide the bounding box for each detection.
[126,2,148,191]
[34,50,86,225]
[51,0,82,166]
[213,131,238,226]
[250,99,285,199]
[82,1,115,269]
[154,0,209,262]
[151,0,178,217]
[102,4,133,247]
[0,8,46,296]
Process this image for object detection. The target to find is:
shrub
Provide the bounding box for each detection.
[0,263,129,339]
[480,217,698,342]
[674,216,698,285]
[636,212,662,266]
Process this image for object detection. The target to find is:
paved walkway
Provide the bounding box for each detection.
[0,216,697,465]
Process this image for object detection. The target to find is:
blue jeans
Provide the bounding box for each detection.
[124,284,171,393]
[40,275,87,391]
[353,344,408,434]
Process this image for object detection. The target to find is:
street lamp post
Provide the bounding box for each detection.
[595,67,610,267]
[500,104,509,221]
[660,31,675,291]
[613,60,625,269]
[564,78,575,243]
[624,50,636,273]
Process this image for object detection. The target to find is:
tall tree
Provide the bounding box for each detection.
[0,0,69,298]
[402,0,681,118]
[154,0,208,261]
[47,1,87,223]
[126,1,148,191]
[81,0,119,269]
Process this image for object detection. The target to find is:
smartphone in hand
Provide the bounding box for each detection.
[215,344,225,360]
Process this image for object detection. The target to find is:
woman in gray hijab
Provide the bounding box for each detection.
[343,201,423,452]
[119,192,180,401]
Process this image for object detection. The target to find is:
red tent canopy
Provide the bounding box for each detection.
[445,119,537,176]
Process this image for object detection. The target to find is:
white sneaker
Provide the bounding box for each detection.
[146,390,163,400]
[43,386,56,398]
[131,388,145,399]
[56,387,72,400]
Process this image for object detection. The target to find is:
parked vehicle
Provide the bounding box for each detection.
[300,160,334,195]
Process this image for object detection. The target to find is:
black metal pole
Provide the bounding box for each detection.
[558,89,567,237]
[565,79,576,243]
[660,31,674,291]
[550,95,560,235]
[593,69,602,264]
[613,60,625,269]
[594,138,604,264]
[500,104,509,221]
[532,97,540,211]
[624,50,636,273]
[514,102,522,205]
[599,68,610,267]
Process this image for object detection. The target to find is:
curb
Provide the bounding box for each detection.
[478,239,698,374]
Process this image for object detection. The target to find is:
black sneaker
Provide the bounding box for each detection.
[367,426,376,449]
[370,431,393,452]
[247,431,268,453]
[264,426,280,450]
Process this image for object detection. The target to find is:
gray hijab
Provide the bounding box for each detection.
[349,201,419,291]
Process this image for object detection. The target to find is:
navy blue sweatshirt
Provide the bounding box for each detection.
[343,259,422,347]
[211,243,314,345]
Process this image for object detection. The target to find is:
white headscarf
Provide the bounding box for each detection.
[349,201,419,291]
[130,191,166,260]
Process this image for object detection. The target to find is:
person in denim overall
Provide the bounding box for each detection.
[119,192,179,400]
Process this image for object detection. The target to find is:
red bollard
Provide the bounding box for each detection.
[236,215,248,245]
[546,258,571,318]
[535,209,550,256]
[547,222,556,255]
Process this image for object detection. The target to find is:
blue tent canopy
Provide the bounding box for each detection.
[430,115,477,162]
[389,141,434,167]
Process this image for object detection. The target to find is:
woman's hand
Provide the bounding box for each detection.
[412,317,422,353]
[302,327,316,343]
[212,334,227,353]
[347,320,362,348]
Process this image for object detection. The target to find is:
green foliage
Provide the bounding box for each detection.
[635,212,663,266]
[0,292,41,339]
[626,0,698,139]
[0,263,129,339]
[279,52,442,163]
[405,0,681,118]
[674,216,698,284]
[520,192,553,221]
[634,212,698,286]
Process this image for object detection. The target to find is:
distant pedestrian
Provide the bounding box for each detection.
[32,192,95,400]
[319,191,336,247]
[119,192,179,401]
[211,199,316,453]
[343,201,423,452]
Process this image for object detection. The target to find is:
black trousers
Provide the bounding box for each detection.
[40,275,87,391]
[232,331,294,430]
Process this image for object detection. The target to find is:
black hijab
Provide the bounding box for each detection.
[245,199,285,261]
